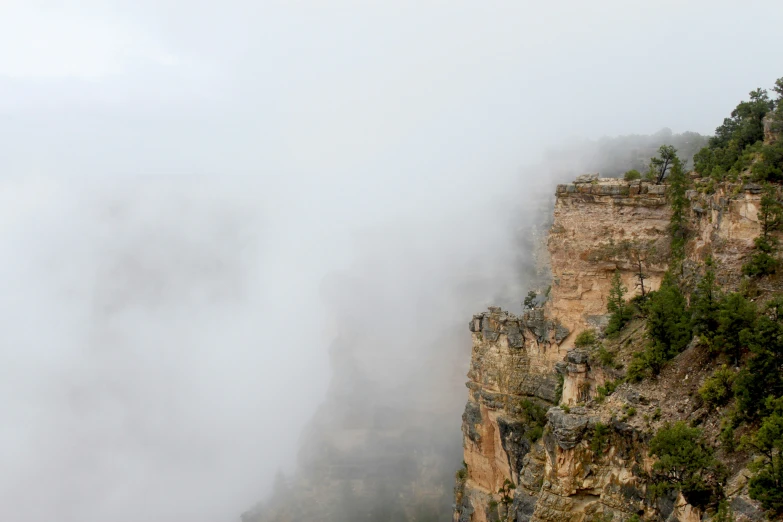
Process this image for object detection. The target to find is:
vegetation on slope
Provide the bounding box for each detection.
[596,79,783,516]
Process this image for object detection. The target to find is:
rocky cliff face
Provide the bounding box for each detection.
[454,177,769,522]
[549,176,671,343]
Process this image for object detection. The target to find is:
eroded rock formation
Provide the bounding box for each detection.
[454,177,769,522]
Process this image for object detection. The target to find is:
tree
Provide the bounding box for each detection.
[759,184,783,239]
[606,270,632,335]
[668,155,689,261]
[691,256,721,335]
[694,86,775,179]
[734,298,783,418]
[649,422,727,508]
[743,186,782,276]
[523,290,538,310]
[497,478,516,522]
[651,145,678,184]
[630,248,648,298]
[746,397,783,514]
[607,270,626,315]
[713,293,756,365]
[646,273,691,359]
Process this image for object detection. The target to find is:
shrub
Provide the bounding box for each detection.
[555,373,565,404]
[596,379,620,401]
[575,330,598,348]
[699,366,736,408]
[520,399,548,442]
[597,346,618,368]
[713,500,734,522]
[624,169,641,181]
[591,422,610,454]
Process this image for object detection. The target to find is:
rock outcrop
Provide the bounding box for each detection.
[454,176,771,522]
[549,178,671,343]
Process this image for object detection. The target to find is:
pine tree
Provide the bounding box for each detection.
[691,256,721,335]
[646,272,691,363]
[607,270,626,315]
[668,155,689,261]
[760,183,783,239]
[606,270,631,335]
[743,183,782,276]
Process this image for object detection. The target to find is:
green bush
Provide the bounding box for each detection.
[591,422,610,454]
[699,366,736,408]
[624,169,641,181]
[555,373,564,404]
[596,379,620,401]
[597,346,617,368]
[519,399,548,443]
[574,330,598,348]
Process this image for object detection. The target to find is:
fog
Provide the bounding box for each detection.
[1,2,782,521]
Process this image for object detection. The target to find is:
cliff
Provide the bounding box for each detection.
[454,176,771,522]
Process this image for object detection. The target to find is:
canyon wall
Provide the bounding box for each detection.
[455,177,768,522]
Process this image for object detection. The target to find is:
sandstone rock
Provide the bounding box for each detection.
[512,489,538,522]
[574,174,599,184]
[546,408,593,450]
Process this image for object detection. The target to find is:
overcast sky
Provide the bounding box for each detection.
[1,2,782,522]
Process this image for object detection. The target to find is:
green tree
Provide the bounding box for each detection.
[497,479,516,522]
[523,290,538,310]
[628,273,691,380]
[650,145,678,184]
[649,421,727,508]
[744,183,783,274]
[699,365,736,408]
[713,293,756,365]
[691,256,721,335]
[759,184,783,238]
[668,154,689,261]
[606,270,632,335]
[694,86,775,179]
[745,397,783,514]
[646,274,691,358]
[734,298,783,418]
